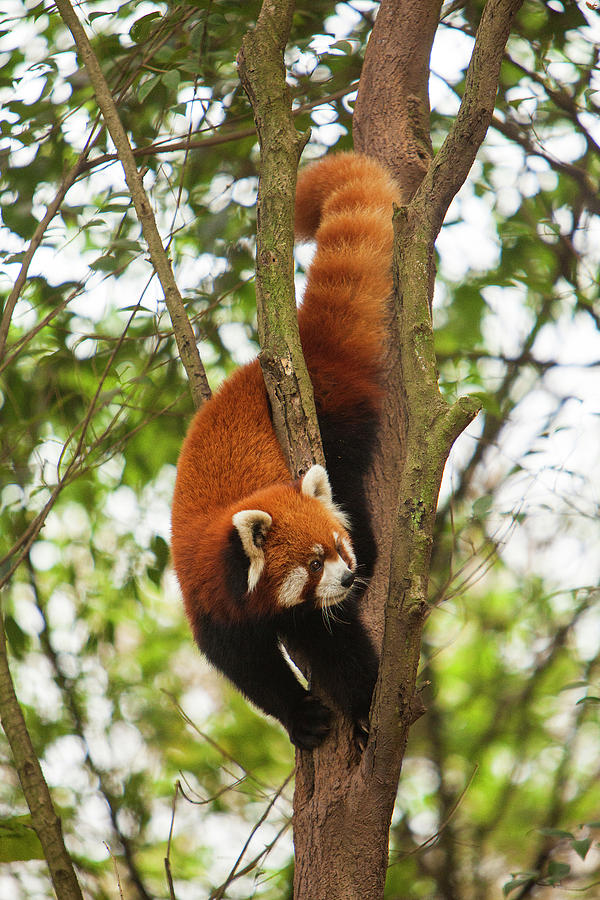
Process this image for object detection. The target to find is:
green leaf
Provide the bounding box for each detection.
[88,11,113,22]
[560,681,590,691]
[472,496,493,518]
[89,255,118,272]
[538,828,574,839]
[571,838,592,861]
[4,615,27,659]
[0,817,44,862]
[545,861,570,884]
[130,11,161,44]
[138,74,161,102]
[328,40,353,55]
[161,69,181,93]
[503,874,538,896]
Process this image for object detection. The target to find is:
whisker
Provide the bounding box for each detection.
[353,576,371,589]
[321,601,350,626]
[321,604,333,634]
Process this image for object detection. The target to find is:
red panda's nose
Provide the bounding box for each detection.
[341,570,355,589]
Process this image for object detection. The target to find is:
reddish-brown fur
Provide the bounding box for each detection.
[171,152,398,626]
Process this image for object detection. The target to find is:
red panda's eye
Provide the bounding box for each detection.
[309,559,323,574]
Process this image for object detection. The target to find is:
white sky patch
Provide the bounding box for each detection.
[436,188,500,279]
[324,2,376,40]
[219,322,257,365]
[481,285,535,359]
[311,122,348,146]
[429,27,474,115]
[231,176,258,207]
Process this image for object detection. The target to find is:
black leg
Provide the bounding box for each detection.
[282,601,379,724]
[194,614,332,749]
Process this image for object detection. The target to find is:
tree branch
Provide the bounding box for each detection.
[53,0,210,408]
[77,86,358,175]
[417,0,525,240]
[26,559,154,900]
[0,137,93,363]
[367,201,480,782]
[354,0,442,197]
[237,0,323,476]
[354,0,523,788]
[0,614,84,900]
[352,0,445,658]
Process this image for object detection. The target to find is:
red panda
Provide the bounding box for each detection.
[171,152,398,749]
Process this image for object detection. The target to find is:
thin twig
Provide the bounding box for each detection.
[53,0,210,407]
[104,843,125,900]
[164,781,180,900]
[209,773,293,900]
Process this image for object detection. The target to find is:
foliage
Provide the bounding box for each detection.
[1,0,599,898]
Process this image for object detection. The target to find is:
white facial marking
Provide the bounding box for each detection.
[340,535,356,570]
[312,544,324,556]
[316,554,354,607]
[278,566,309,607]
[232,509,272,593]
[247,559,264,593]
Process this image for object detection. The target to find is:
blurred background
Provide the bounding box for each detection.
[1,1,599,897]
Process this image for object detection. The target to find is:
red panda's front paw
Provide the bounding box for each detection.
[354,716,370,752]
[289,694,332,750]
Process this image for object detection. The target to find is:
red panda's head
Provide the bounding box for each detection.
[230,465,357,614]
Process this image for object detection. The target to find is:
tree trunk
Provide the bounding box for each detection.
[237,0,524,895]
[292,3,440,898]
[292,0,523,897]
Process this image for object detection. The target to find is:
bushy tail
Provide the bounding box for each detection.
[295,152,398,417]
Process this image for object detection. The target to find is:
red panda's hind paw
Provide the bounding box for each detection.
[289,694,332,750]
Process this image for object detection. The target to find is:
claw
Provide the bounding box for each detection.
[354,716,369,752]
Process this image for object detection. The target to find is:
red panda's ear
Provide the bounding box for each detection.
[301,464,332,504]
[301,465,351,529]
[231,510,272,592]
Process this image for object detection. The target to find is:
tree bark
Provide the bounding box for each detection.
[293,1,523,898]
[354,0,442,660]
[293,3,443,896]
[354,0,440,199]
